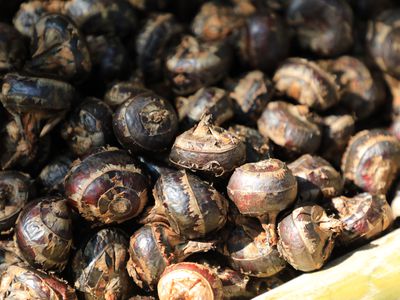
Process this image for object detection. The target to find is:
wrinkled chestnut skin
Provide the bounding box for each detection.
[104,81,149,108]
[367,9,400,78]
[0,171,33,234]
[86,35,131,84]
[342,130,400,195]
[191,2,242,42]
[236,12,289,72]
[38,154,73,194]
[320,56,386,119]
[158,262,223,300]
[15,196,73,272]
[225,217,286,277]
[0,264,77,299]
[65,0,137,38]
[136,13,182,83]
[225,70,273,125]
[0,23,27,75]
[165,35,232,95]
[277,205,342,272]
[25,13,91,83]
[72,228,132,300]
[288,154,343,203]
[61,98,113,156]
[65,147,148,224]
[113,93,178,154]
[175,87,233,127]
[273,58,340,110]
[149,169,228,239]
[258,101,322,154]
[327,193,393,246]
[127,222,214,290]
[228,125,272,163]
[169,116,246,178]
[286,0,353,56]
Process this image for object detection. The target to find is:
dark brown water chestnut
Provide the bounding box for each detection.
[0,171,34,234]
[320,114,355,165]
[136,13,182,83]
[224,216,286,277]
[273,58,340,110]
[165,35,232,95]
[191,2,242,42]
[320,56,386,119]
[0,23,27,75]
[327,193,393,246]
[158,262,223,300]
[288,154,343,203]
[127,222,215,290]
[385,74,400,116]
[1,73,75,137]
[225,70,273,125]
[0,264,77,299]
[24,13,91,83]
[228,125,272,163]
[342,130,400,195]
[72,228,132,300]
[61,98,113,156]
[113,92,178,154]
[286,0,353,56]
[367,9,400,78]
[227,158,297,244]
[236,12,289,72]
[104,80,149,109]
[64,0,137,38]
[277,205,342,272]
[144,169,228,239]
[257,101,322,154]
[64,147,148,224]
[15,196,73,272]
[38,153,73,194]
[175,86,233,127]
[169,116,246,178]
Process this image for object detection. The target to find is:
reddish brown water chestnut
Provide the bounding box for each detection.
[64,147,148,224]
[227,158,297,244]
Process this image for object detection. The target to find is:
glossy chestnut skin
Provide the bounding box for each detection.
[0,264,77,299]
[225,70,273,125]
[136,13,182,83]
[61,98,113,156]
[148,169,228,239]
[277,205,342,272]
[175,87,233,127]
[38,153,73,194]
[165,35,232,95]
[158,262,223,300]
[327,193,393,246]
[286,0,353,56]
[236,12,289,72]
[224,217,286,277]
[25,13,92,83]
[320,56,386,119]
[72,228,132,300]
[113,92,178,154]
[273,58,340,111]
[15,196,73,272]
[0,171,33,234]
[0,23,27,75]
[257,101,322,154]
[288,154,343,203]
[169,116,246,178]
[367,9,400,78]
[104,80,149,108]
[342,130,400,195]
[64,147,148,224]
[228,125,272,163]
[127,222,214,290]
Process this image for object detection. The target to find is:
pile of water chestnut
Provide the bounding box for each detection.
[1,0,400,299]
